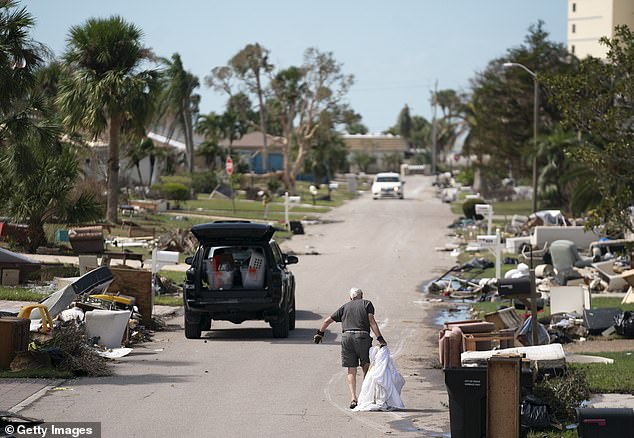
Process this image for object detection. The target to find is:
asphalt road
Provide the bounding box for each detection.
[20,175,456,438]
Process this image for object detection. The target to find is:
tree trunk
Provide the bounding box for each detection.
[183,103,194,174]
[281,140,293,191]
[106,112,121,224]
[256,74,268,173]
[26,221,46,253]
[135,165,144,188]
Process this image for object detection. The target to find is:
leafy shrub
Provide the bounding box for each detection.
[455,169,474,186]
[192,171,219,194]
[462,198,486,219]
[267,178,281,194]
[533,367,591,423]
[153,183,190,202]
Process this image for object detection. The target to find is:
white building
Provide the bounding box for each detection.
[568,0,634,58]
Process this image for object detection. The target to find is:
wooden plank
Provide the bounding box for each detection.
[487,355,521,438]
[107,267,152,326]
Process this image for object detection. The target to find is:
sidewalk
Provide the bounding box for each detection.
[19,253,189,272]
[0,305,181,413]
[0,378,63,413]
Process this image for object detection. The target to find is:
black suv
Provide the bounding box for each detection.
[183,221,298,339]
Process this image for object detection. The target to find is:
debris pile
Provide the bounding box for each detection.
[432,184,634,434]
[0,265,162,375]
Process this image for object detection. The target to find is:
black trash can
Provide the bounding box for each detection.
[576,407,634,437]
[444,367,487,438]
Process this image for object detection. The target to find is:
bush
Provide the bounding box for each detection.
[455,169,474,186]
[267,178,281,194]
[462,198,486,219]
[153,183,190,202]
[192,171,219,194]
[533,367,591,423]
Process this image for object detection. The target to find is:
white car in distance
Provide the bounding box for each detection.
[371,172,404,199]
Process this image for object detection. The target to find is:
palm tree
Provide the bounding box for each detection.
[1,0,54,149]
[125,137,155,187]
[157,53,200,173]
[0,138,103,252]
[57,15,159,223]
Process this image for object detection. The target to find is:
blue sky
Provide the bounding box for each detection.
[26,1,567,133]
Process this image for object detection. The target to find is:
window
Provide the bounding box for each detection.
[571,45,576,54]
[572,3,576,12]
[572,24,576,33]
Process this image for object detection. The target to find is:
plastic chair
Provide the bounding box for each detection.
[549,240,593,274]
[520,241,549,265]
[17,304,54,333]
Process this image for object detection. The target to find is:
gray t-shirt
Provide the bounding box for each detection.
[331,299,375,333]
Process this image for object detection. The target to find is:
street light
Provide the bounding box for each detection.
[502,62,539,214]
[503,62,540,346]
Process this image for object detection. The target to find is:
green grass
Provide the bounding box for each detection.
[591,297,634,312]
[158,270,186,284]
[471,295,633,321]
[0,368,73,379]
[527,429,576,438]
[569,351,634,394]
[154,295,183,306]
[0,286,46,302]
[490,199,533,216]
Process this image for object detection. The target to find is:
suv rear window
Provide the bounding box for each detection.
[203,245,267,290]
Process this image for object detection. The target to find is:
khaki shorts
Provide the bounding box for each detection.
[341,331,372,368]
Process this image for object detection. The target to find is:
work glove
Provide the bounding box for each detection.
[313,330,325,344]
[377,336,387,348]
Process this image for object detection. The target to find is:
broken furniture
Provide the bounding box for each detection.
[69,226,105,254]
[0,316,30,369]
[461,343,566,369]
[484,307,523,331]
[28,266,114,325]
[487,355,522,438]
[100,251,145,268]
[549,285,591,315]
[17,304,53,333]
[530,226,600,251]
[438,320,497,368]
[519,241,550,266]
[0,222,29,246]
[592,260,628,292]
[107,267,152,326]
[549,240,593,274]
[505,236,531,254]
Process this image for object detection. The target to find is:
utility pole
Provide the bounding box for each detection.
[431,80,438,176]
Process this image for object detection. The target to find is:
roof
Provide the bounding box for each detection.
[343,134,408,153]
[220,131,285,152]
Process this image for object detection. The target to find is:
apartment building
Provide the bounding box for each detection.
[568,0,634,58]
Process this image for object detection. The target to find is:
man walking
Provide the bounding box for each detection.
[314,287,387,409]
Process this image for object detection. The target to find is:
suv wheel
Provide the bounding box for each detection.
[201,316,212,331]
[288,300,296,331]
[184,311,202,339]
[271,312,289,338]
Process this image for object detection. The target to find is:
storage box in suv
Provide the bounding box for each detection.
[183,221,298,339]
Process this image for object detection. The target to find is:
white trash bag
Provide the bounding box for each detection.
[354,346,405,411]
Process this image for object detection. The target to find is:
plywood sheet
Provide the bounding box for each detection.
[487,356,521,438]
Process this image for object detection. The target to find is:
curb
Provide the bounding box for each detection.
[8,379,65,414]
